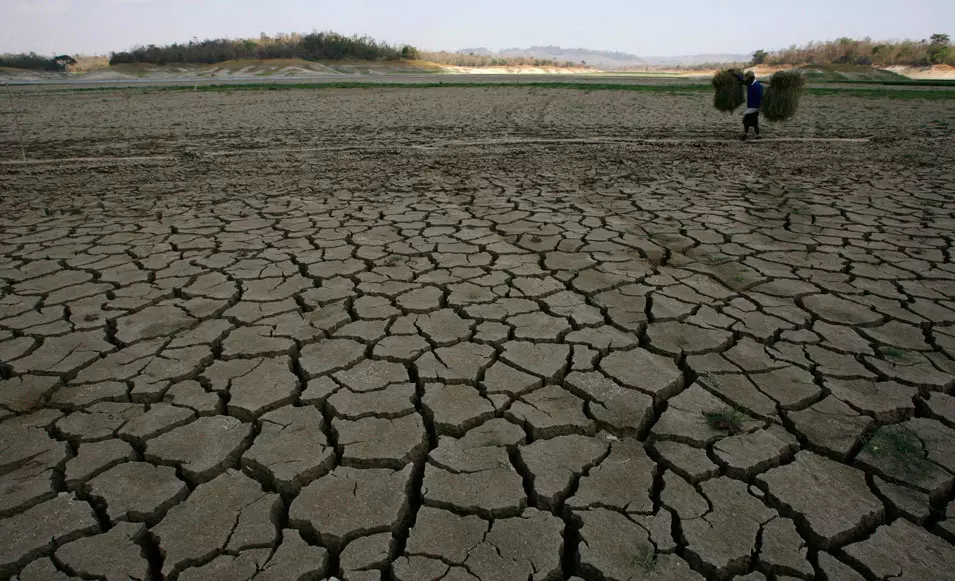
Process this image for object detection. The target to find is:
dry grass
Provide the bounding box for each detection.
[711,69,745,112]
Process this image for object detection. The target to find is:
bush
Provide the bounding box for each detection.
[0,52,68,71]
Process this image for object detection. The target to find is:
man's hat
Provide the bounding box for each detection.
[744,71,756,81]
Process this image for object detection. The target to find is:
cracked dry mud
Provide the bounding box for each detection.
[2,85,955,581]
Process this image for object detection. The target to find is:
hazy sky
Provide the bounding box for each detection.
[2,0,952,56]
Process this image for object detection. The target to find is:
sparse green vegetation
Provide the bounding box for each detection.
[882,346,911,362]
[704,407,746,434]
[633,546,657,573]
[860,425,933,478]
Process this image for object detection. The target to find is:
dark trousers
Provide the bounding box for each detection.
[743,111,760,135]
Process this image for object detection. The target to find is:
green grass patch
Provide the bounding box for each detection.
[817,78,955,87]
[703,407,747,435]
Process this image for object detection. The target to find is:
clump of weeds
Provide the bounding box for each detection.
[703,407,746,435]
[881,346,911,363]
[632,546,657,573]
[860,424,933,479]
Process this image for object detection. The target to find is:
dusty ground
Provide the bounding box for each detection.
[1,87,955,581]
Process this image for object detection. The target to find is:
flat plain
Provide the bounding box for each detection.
[1,84,955,581]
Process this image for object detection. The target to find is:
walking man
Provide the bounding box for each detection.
[737,70,763,140]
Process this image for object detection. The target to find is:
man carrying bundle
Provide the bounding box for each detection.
[736,71,764,140]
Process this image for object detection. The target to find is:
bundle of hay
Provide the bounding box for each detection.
[762,70,807,122]
[711,69,745,113]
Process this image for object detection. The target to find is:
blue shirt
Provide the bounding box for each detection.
[748,81,764,109]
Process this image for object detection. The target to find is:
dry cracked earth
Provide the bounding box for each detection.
[1,86,955,581]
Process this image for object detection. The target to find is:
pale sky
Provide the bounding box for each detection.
[1,0,952,57]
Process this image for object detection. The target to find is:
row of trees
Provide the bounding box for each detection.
[109,32,418,65]
[0,52,75,71]
[420,51,584,68]
[751,34,955,67]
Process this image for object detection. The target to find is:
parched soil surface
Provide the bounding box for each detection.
[1,87,955,581]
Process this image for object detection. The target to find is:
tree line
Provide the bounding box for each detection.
[0,52,75,71]
[752,34,955,67]
[107,32,418,65]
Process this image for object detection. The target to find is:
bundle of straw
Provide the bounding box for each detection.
[711,69,745,113]
[762,70,807,122]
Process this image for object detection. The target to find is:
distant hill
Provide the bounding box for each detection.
[457,46,647,68]
[455,46,750,69]
[641,53,751,67]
